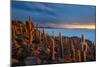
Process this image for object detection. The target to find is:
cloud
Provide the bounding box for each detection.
[12,1,96,25]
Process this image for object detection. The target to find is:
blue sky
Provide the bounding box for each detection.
[12,1,96,26]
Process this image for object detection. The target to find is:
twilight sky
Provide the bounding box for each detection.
[12,1,96,29]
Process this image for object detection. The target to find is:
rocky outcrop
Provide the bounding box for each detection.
[12,17,96,66]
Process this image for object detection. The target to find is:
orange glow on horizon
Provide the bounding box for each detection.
[63,24,95,30]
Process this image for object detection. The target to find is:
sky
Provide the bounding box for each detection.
[12,1,96,29]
